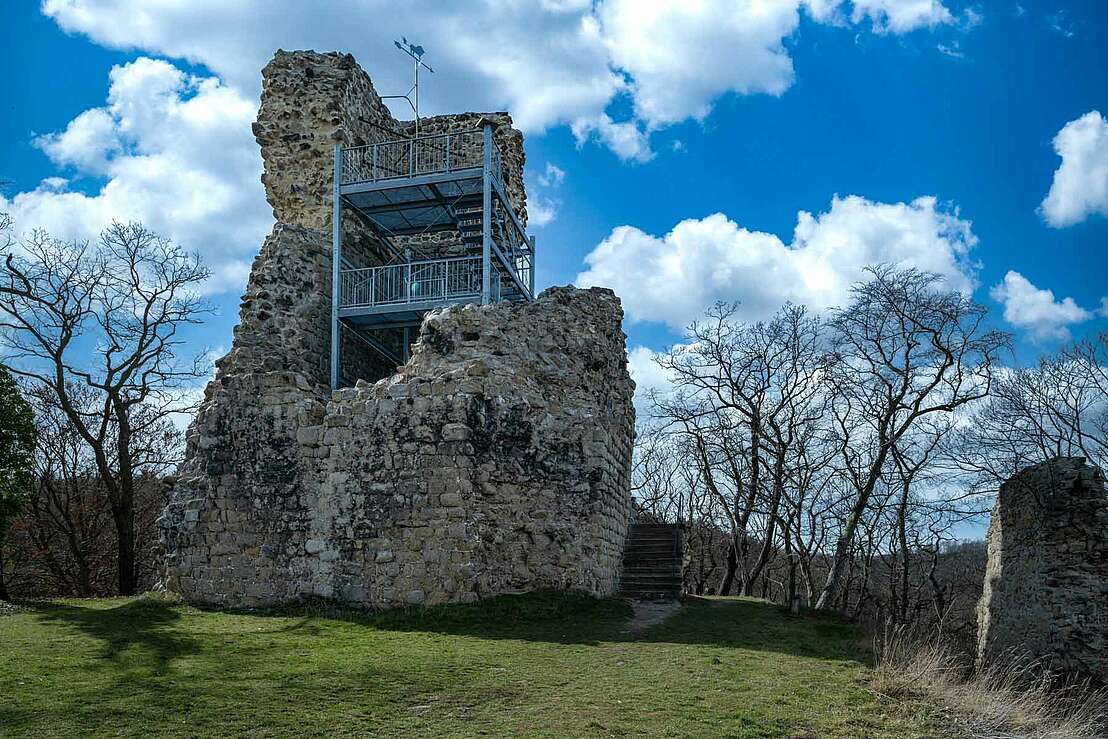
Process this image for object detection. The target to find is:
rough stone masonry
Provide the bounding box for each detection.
[977,457,1108,686]
[159,50,636,609]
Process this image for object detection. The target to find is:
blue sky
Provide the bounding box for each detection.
[2,1,1107,391]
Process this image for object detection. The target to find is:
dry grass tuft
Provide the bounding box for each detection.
[872,625,1107,739]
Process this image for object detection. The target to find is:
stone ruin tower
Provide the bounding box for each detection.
[977,457,1108,686]
[159,51,636,609]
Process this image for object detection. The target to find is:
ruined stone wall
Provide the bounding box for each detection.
[214,224,332,386]
[977,457,1108,685]
[255,50,399,232]
[163,287,635,608]
[161,50,634,608]
[254,50,526,262]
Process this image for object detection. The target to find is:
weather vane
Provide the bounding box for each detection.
[382,37,435,135]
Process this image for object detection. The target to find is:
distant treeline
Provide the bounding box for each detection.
[633,265,1107,638]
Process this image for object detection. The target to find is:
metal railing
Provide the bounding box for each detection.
[493,198,533,289]
[340,255,499,309]
[336,126,532,309]
[341,129,504,186]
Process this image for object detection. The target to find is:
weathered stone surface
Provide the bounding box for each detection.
[159,50,635,610]
[162,287,635,609]
[976,457,1108,685]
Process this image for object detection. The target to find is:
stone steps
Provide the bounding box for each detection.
[619,522,682,600]
[621,565,681,577]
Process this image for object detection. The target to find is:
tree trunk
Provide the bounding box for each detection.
[719,538,738,595]
[739,414,762,594]
[785,532,800,614]
[744,453,786,595]
[815,442,892,610]
[897,481,911,624]
[113,399,139,596]
[113,495,136,596]
[815,532,850,610]
[0,546,9,602]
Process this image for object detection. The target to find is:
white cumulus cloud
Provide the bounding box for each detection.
[850,0,956,33]
[2,57,269,295]
[42,0,968,161]
[989,271,1092,341]
[596,0,804,128]
[1040,111,1108,228]
[11,1,978,301]
[538,163,566,188]
[42,0,622,136]
[576,195,978,329]
[528,197,560,228]
[526,162,567,228]
[626,345,672,417]
[570,113,654,163]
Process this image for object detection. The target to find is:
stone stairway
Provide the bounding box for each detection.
[619,523,683,600]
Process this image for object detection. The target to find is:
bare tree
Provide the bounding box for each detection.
[653,303,832,596]
[887,418,948,623]
[629,266,1010,625]
[0,221,209,595]
[1,381,180,597]
[1064,332,1108,464]
[632,426,689,522]
[815,266,1008,611]
[947,335,1108,499]
[21,383,111,596]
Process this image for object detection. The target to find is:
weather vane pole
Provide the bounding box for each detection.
[382,38,435,136]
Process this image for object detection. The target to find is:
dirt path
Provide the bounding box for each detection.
[626,599,683,634]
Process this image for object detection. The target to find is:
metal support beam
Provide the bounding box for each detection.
[402,326,411,364]
[491,177,533,256]
[489,175,535,300]
[331,144,342,390]
[488,238,531,302]
[529,235,536,299]
[345,325,402,367]
[481,123,493,304]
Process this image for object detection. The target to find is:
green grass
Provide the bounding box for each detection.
[1,592,947,738]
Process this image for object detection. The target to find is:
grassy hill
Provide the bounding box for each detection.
[1,593,948,738]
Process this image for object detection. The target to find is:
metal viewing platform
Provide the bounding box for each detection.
[331,122,536,388]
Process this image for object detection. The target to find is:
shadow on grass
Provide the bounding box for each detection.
[640,596,869,663]
[249,591,870,664]
[18,591,869,667]
[20,596,201,674]
[233,590,631,648]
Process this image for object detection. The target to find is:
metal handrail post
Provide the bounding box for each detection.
[481,123,493,304]
[529,235,536,299]
[372,144,378,181]
[445,133,451,172]
[409,139,415,177]
[331,143,342,390]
